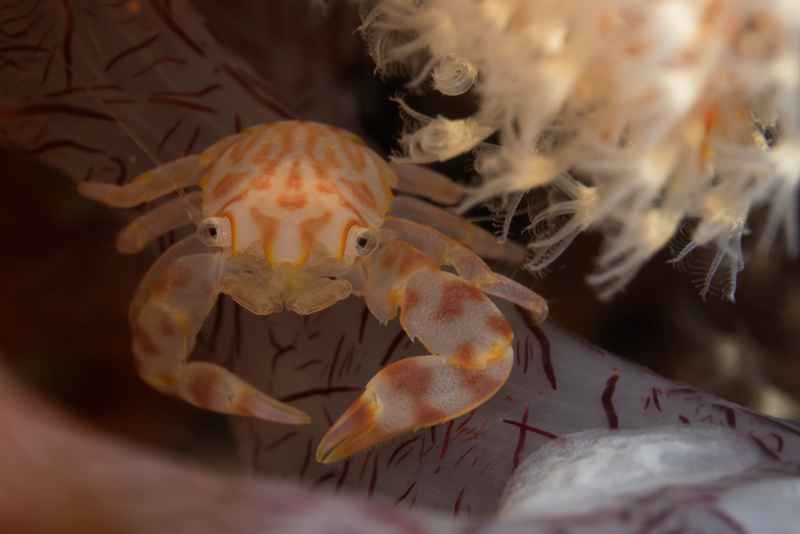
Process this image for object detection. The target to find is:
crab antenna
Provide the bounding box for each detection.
[78,24,202,227]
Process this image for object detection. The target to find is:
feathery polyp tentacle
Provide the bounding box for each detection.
[391,98,495,164]
[588,209,681,300]
[526,176,598,270]
[317,241,514,462]
[456,151,564,214]
[757,141,800,257]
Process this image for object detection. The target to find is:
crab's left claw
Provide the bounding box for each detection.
[130,234,311,426]
[316,347,513,463]
[317,244,517,463]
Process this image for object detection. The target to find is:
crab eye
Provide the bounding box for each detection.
[355,230,378,256]
[198,217,232,248]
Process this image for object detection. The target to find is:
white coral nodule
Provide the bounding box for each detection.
[362,0,800,300]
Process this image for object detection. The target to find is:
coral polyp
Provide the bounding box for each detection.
[362,0,800,299]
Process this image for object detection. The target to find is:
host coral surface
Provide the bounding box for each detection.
[1,0,800,532]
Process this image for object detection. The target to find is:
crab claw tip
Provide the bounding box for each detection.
[316,393,382,464]
[235,390,311,425]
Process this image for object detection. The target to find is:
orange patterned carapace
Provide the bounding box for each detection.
[199,121,395,266]
[78,120,548,464]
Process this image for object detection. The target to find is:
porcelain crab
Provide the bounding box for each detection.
[78,120,548,463]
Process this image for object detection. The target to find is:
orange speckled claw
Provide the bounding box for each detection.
[317,348,514,464]
[128,235,312,426]
[317,242,523,463]
[174,362,312,425]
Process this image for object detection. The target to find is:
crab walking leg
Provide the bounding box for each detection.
[390,195,526,264]
[77,155,204,208]
[384,217,548,322]
[132,235,310,425]
[116,191,202,254]
[390,162,468,205]
[317,241,515,463]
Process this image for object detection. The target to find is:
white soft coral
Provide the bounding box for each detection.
[361,0,800,300]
